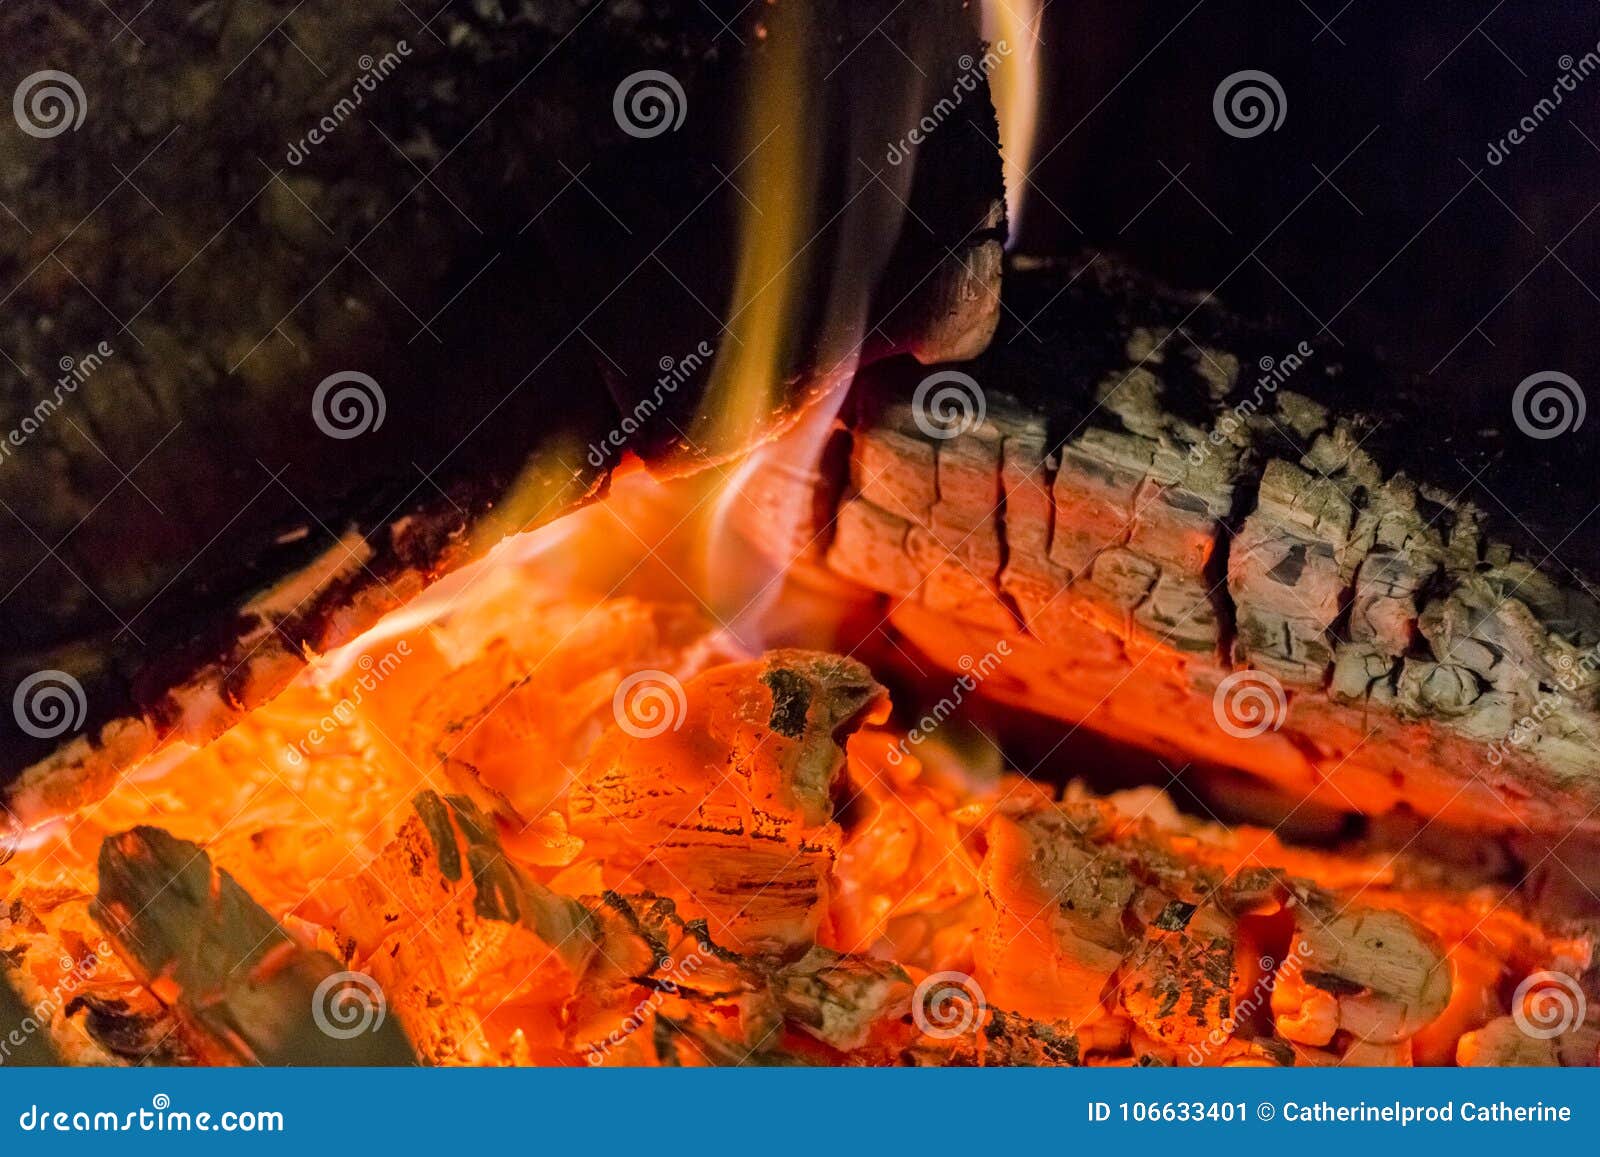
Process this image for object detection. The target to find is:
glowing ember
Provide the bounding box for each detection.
[0,541,1590,1065]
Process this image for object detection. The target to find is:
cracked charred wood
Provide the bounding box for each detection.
[0,0,1004,803]
[764,255,1600,842]
[977,793,1470,1065]
[91,825,418,1065]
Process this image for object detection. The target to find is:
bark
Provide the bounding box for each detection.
[0,0,1004,796]
[91,825,418,1065]
[774,256,1600,841]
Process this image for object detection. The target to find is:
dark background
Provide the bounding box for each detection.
[1022,0,1600,454]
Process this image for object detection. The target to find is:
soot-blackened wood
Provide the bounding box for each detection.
[785,256,1600,841]
[0,0,1004,801]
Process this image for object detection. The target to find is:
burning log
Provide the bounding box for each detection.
[784,256,1600,845]
[568,651,890,955]
[8,625,1594,1066]
[321,791,600,1065]
[319,786,1030,1065]
[0,0,1004,807]
[977,794,1458,1065]
[91,826,417,1065]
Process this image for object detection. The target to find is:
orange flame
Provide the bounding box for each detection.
[981,0,1044,240]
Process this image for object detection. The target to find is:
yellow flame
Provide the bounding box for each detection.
[698,6,818,453]
[981,0,1043,241]
[264,3,961,682]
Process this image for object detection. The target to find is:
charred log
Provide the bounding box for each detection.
[766,256,1600,841]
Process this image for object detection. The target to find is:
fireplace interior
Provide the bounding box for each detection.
[1,0,1597,1070]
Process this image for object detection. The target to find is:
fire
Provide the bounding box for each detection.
[0,3,1587,1071]
[0,296,1588,1063]
[981,0,1044,239]
[0,527,1587,1065]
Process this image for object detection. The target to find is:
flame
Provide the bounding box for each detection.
[0,530,1576,1066]
[0,4,1569,1071]
[981,0,1043,241]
